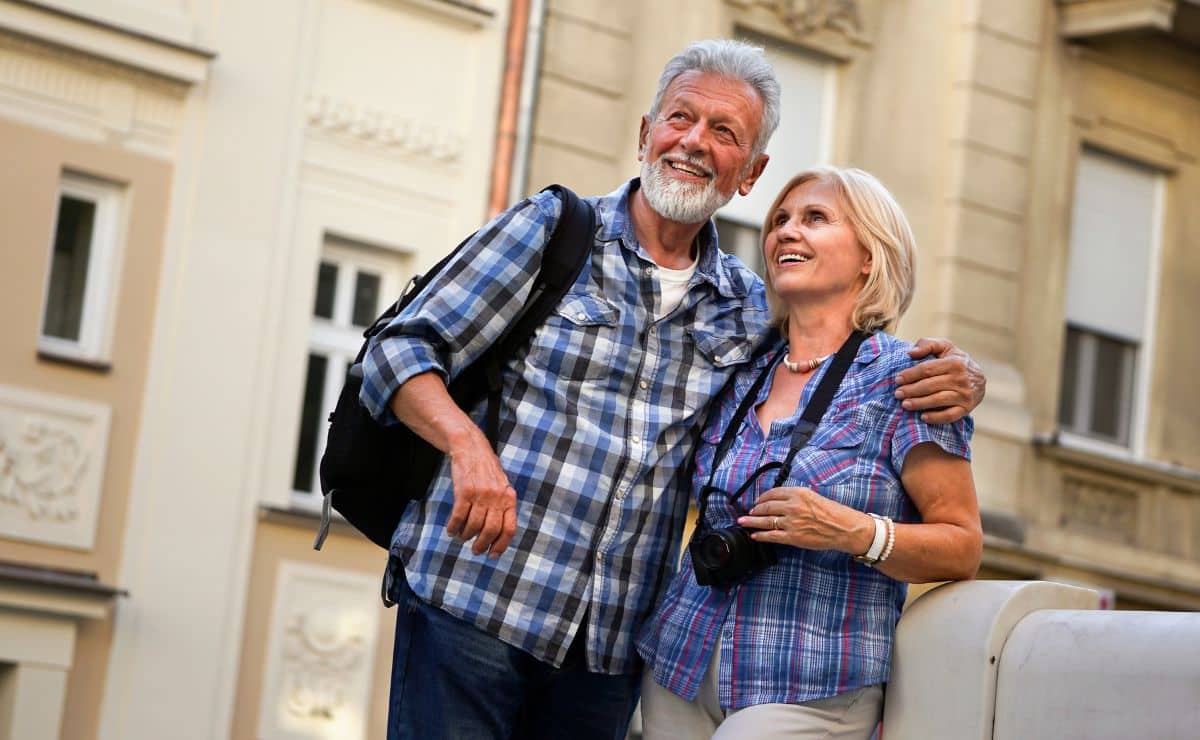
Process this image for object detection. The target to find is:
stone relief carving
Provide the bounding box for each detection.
[0,418,86,522]
[0,386,108,549]
[280,605,370,722]
[730,0,863,36]
[1060,474,1139,544]
[259,562,379,740]
[305,95,464,162]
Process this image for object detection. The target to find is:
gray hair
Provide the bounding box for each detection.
[648,39,781,157]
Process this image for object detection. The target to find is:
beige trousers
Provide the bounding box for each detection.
[640,644,883,740]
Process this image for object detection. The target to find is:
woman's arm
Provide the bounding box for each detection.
[740,442,981,583]
[873,442,981,582]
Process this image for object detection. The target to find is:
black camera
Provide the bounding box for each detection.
[690,525,777,588]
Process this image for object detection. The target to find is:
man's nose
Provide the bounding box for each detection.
[678,122,710,154]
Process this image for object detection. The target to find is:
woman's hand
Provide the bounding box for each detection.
[737,444,982,583]
[739,487,875,555]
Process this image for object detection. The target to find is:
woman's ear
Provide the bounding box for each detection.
[861,251,873,275]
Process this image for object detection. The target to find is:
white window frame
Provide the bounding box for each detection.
[38,172,127,365]
[291,240,408,509]
[1058,154,1165,461]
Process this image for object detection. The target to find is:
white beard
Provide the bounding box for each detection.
[640,154,737,225]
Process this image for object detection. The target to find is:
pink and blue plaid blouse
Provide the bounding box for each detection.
[636,332,973,709]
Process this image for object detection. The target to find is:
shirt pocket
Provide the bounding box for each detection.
[525,291,621,382]
[788,422,866,489]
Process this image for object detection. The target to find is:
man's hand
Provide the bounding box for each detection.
[391,372,518,558]
[445,429,518,559]
[895,337,987,424]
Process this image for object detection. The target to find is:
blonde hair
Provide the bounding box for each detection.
[761,166,916,333]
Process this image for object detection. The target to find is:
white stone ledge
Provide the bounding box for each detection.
[0,0,214,84]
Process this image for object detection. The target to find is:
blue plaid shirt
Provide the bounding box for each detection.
[360,180,771,673]
[636,332,973,708]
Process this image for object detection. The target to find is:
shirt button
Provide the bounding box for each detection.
[639,380,649,390]
[645,267,654,276]
[631,438,641,446]
[648,325,657,335]
[577,312,587,321]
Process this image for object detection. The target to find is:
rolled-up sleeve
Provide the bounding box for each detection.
[359,190,563,423]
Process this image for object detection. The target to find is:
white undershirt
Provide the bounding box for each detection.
[654,254,700,320]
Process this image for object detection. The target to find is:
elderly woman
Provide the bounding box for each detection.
[636,166,982,739]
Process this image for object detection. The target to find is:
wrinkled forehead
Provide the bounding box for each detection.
[658,70,765,118]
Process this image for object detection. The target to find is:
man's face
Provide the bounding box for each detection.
[637,71,769,224]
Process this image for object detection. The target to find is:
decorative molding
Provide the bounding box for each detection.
[728,0,863,35]
[0,385,111,550]
[0,30,186,154]
[726,0,869,61]
[1058,0,1176,39]
[0,0,213,84]
[1060,474,1140,544]
[258,561,380,740]
[305,95,465,163]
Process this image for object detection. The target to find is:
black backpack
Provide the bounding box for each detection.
[313,185,595,550]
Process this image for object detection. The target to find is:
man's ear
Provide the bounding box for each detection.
[637,115,651,162]
[737,153,770,196]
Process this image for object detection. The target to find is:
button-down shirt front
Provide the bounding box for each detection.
[360,180,771,673]
[636,332,973,708]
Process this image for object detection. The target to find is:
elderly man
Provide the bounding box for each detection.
[361,39,984,740]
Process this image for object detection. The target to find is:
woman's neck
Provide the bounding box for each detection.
[784,306,857,361]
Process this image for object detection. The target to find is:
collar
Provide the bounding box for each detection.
[592,178,744,300]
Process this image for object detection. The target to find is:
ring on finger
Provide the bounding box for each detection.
[773,516,782,531]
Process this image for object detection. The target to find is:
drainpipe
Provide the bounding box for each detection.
[488,0,547,216]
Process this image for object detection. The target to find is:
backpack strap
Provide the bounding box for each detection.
[480,185,595,445]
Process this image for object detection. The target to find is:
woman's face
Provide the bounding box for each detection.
[763,179,871,309]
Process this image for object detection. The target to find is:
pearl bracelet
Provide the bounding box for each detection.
[853,513,891,566]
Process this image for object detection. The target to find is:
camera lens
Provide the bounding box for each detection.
[699,532,734,568]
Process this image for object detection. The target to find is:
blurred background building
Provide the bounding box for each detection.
[0,0,1196,738]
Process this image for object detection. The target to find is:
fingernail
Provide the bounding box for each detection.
[902,400,913,409]
[894,389,904,399]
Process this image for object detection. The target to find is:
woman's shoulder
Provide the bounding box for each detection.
[854,332,916,397]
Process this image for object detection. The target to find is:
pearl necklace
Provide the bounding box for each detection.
[781,352,832,373]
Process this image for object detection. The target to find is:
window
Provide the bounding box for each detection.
[715,217,764,277]
[291,238,409,504]
[1058,148,1163,451]
[715,33,833,269]
[39,172,126,364]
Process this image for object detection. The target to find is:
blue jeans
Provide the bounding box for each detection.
[387,573,640,740]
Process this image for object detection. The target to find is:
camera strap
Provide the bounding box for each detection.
[696,330,871,525]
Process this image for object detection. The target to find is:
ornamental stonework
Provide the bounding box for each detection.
[1059,474,1139,544]
[728,0,863,37]
[258,562,380,740]
[0,385,110,549]
[305,95,464,163]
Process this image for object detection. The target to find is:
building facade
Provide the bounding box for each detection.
[525,0,1200,611]
[0,0,513,738]
[2,1,1198,739]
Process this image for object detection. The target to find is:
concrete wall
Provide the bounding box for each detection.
[887,580,1200,739]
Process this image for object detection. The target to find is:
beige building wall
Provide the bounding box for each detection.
[529,0,1200,611]
[1,0,513,738]
[0,2,205,735]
